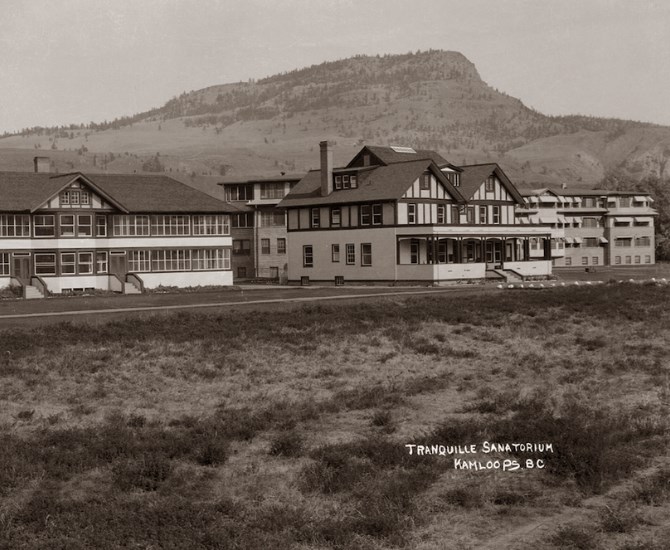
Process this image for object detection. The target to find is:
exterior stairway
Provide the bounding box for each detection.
[491,268,524,284]
[123,281,142,294]
[23,285,44,299]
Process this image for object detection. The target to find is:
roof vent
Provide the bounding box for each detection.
[390,146,416,154]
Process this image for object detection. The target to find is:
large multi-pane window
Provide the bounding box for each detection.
[259,212,285,227]
[492,206,501,224]
[635,236,651,247]
[619,197,631,208]
[331,207,341,227]
[0,215,30,237]
[34,253,56,275]
[615,238,632,247]
[78,252,93,274]
[60,215,75,237]
[128,250,151,272]
[224,184,253,201]
[233,240,251,255]
[60,189,90,206]
[78,215,92,236]
[191,249,230,270]
[193,215,230,235]
[34,215,55,237]
[583,238,599,247]
[152,250,191,271]
[360,205,371,225]
[232,213,253,228]
[0,253,9,275]
[260,183,285,199]
[113,215,150,236]
[59,214,92,237]
[96,215,107,237]
[151,215,190,236]
[61,253,76,274]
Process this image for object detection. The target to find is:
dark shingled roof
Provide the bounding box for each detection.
[348,145,451,168]
[518,186,641,197]
[279,160,465,208]
[218,173,306,185]
[457,163,524,203]
[0,171,236,213]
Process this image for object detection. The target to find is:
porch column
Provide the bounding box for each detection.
[455,238,462,263]
[543,237,551,260]
[524,238,530,261]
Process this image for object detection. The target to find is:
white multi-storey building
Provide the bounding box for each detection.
[0,157,234,297]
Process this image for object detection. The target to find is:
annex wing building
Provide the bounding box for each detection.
[0,157,235,297]
[278,142,553,284]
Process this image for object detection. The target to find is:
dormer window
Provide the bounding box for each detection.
[334,176,342,190]
[351,175,357,188]
[343,175,350,189]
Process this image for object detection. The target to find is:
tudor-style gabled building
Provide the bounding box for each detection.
[0,157,235,297]
[278,142,553,284]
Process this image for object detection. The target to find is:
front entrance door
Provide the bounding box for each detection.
[486,241,502,267]
[12,255,30,284]
[109,254,127,279]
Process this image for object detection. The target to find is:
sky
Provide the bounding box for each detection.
[1,0,669,133]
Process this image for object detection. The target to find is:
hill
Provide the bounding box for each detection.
[2,50,670,188]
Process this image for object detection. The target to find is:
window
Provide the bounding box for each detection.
[61,253,76,274]
[410,240,419,264]
[372,204,382,225]
[361,243,372,266]
[645,255,651,264]
[60,215,75,237]
[466,207,475,224]
[479,206,487,224]
[277,238,286,254]
[261,238,270,254]
[565,257,572,266]
[334,176,342,190]
[583,197,596,208]
[260,183,285,199]
[0,215,30,237]
[78,252,93,274]
[635,236,651,247]
[332,244,340,262]
[96,252,108,273]
[224,184,253,201]
[152,249,191,272]
[311,208,320,228]
[583,238,598,248]
[420,172,430,190]
[360,205,371,225]
[625,256,632,264]
[492,206,500,224]
[303,245,313,267]
[331,207,341,227]
[78,215,92,237]
[34,215,55,237]
[35,253,56,275]
[582,218,599,228]
[619,197,631,208]
[96,215,107,237]
[193,215,230,235]
[346,243,355,265]
[615,256,621,265]
[151,215,190,236]
[128,250,151,272]
[113,215,149,236]
[485,176,495,192]
[582,257,588,265]
[350,175,357,188]
[615,238,632,247]
[232,213,253,228]
[447,172,461,187]
[592,257,599,265]
[192,249,230,270]
[259,212,285,227]
[342,175,350,189]
[437,205,445,224]
[451,206,460,224]
[233,239,251,255]
[61,189,88,205]
[634,255,640,264]
[81,191,90,205]
[407,203,416,224]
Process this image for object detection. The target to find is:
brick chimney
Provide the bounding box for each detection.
[34,156,50,173]
[320,141,333,196]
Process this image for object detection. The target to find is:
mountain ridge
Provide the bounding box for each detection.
[2,49,669,192]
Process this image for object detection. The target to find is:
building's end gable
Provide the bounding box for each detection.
[400,164,463,202]
[33,174,123,212]
[458,164,524,204]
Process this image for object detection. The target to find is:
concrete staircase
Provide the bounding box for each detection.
[23,285,44,299]
[491,269,524,284]
[123,281,142,294]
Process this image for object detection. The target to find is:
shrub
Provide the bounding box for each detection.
[269,429,304,457]
[112,454,173,491]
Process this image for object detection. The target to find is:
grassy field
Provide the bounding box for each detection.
[0,284,669,549]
